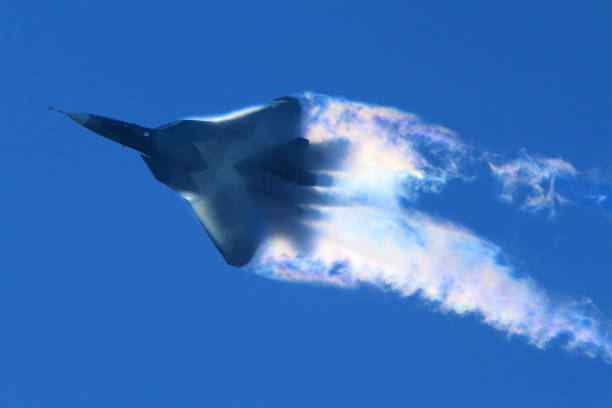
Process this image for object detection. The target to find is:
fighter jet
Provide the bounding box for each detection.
[53,97,339,267]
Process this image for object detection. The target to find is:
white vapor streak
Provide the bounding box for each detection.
[489,149,578,217]
[245,94,612,362]
[251,206,611,359]
[303,93,468,204]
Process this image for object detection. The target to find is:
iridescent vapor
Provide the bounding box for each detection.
[488,149,577,217]
[245,94,612,362]
[489,150,611,217]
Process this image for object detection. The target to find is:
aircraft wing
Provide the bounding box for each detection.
[184,185,265,267]
[143,155,265,267]
[154,96,302,142]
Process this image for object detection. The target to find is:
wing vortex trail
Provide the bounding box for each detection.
[245,93,612,362]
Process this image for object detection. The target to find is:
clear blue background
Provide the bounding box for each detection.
[2,1,611,406]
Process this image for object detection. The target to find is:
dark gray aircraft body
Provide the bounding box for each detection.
[55,97,341,267]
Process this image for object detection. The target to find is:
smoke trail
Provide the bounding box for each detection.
[245,94,612,361]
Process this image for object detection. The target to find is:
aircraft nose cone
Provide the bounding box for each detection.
[67,113,90,125]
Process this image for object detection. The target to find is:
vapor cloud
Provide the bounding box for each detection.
[245,94,612,362]
[489,150,612,217]
[488,150,577,217]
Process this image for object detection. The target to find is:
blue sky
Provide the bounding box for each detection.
[2,1,611,406]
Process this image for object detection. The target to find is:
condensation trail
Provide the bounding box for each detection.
[245,93,612,362]
[488,150,612,217]
[488,149,577,217]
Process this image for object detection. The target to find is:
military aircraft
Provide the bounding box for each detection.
[52,97,341,267]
